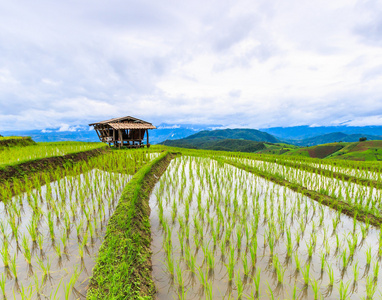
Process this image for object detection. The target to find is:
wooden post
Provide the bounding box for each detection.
[94,127,101,140]
[113,129,115,147]
[119,130,122,148]
[146,129,149,148]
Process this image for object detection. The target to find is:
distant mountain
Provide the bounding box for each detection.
[292,132,382,146]
[0,123,223,144]
[161,128,281,152]
[163,138,268,152]
[178,128,280,143]
[261,125,382,140]
[0,129,100,143]
[3,123,382,146]
[149,123,223,144]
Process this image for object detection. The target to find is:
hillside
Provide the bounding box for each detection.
[285,140,382,160]
[261,125,382,140]
[183,128,280,143]
[162,138,267,152]
[161,128,285,152]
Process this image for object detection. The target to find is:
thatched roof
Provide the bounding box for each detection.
[89,116,156,130]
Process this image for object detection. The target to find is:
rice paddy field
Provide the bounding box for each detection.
[0,142,105,167]
[1,141,382,299]
[0,142,159,299]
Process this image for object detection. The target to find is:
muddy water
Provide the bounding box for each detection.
[0,169,131,299]
[150,156,381,299]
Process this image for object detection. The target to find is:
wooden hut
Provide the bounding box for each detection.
[89,116,156,148]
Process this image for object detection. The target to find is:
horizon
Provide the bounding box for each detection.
[3,122,382,134]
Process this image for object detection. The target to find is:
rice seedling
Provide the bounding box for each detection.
[252,268,261,298]
[205,248,215,275]
[196,266,208,290]
[21,234,33,277]
[311,278,321,300]
[242,252,250,278]
[338,279,352,300]
[235,271,244,299]
[365,275,377,299]
[0,241,10,270]
[0,273,6,299]
[302,263,310,287]
[165,250,175,279]
[294,252,301,274]
[226,254,235,283]
[9,254,18,291]
[373,260,379,283]
[266,281,275,300]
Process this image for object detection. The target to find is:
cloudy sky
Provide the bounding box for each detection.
[1,0,382,131]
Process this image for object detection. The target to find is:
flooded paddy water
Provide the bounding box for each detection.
[150,156,382,299]
[230,157,382,217]
[0,169,130,299]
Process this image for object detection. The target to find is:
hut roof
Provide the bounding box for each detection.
[89,116,156,129]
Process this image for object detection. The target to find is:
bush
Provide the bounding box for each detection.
[359,137,367,142]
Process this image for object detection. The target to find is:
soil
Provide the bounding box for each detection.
[307,144,344,158]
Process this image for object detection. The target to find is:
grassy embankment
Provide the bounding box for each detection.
[0,141,106,167]
[0,141,108,181]
[0,136,25,140]
[87,151,175,299]
[0,136,36,148]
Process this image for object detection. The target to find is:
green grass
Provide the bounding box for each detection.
[0,136,25,141]
[0,136,36,149]
[282,140,382,161]
[87,151,171,300]
[258,143,299,155]
[327,141,382,161]
[284,143,345,158]
[0,141,105,167]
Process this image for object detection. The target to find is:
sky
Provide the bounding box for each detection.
[1,0,382,131]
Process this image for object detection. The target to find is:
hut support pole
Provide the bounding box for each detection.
[147,129,149,148]
[94,128,101,140]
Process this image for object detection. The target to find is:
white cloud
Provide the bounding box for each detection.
[58,124,82,132]
[0,0,381,131]
[158,125,181,129]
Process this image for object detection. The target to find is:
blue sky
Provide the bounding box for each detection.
[1,0,382,131]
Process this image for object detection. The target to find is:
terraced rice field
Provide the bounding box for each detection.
[1,143,382,299]
[0,142,105,167]
[149,153,382,299]
[0,144,157,299]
